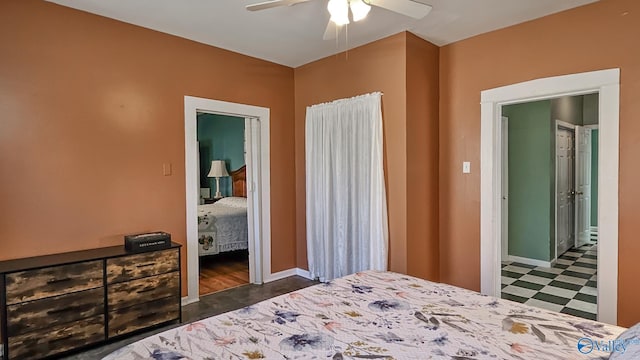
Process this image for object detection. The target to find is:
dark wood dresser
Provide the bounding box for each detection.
[0,243,181,360]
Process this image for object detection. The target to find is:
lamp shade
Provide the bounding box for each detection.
[207,160,229,178]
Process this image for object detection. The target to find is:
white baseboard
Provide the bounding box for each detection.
[295,268,312,280]
[508,255,552,268]
[264,268,298,283]
[264,268,314,283]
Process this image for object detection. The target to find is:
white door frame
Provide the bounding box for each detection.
[481,69,619,324]
[554,120,577,261]
[584,124,599,239]
[184,96,271,305]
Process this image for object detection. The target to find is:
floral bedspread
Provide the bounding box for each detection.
[103,271,625,359]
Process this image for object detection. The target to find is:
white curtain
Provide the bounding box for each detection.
[305,92,388,282]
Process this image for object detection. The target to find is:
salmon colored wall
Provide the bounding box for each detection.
[406,33,440,281]
[438,0,640,326]
[294,34,408,272]
[294,33,441,277]
[0,0,296,297]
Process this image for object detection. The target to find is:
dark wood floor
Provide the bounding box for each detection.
[59,275,318,360]
[199,250,249,295]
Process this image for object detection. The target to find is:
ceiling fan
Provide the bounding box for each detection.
[246,0,432,40]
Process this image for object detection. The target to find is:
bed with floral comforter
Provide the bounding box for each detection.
[103,271,625,359]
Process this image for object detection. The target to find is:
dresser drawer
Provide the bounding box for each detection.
[6,287,104,337]
[7,315,104,360]
[108,271,179,310]
[108,296,179,338]
[106,248,179,283]
[5,260,103,305]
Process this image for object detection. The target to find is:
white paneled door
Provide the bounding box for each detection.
[501,116,509,260]
[575,126,592,248]
[556,127,575,257]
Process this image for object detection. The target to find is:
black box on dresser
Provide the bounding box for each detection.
[124,231,171,253]
[0,243,182,360]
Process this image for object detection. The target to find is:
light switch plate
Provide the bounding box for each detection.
[163,163,172,176]
[463,161,471,174]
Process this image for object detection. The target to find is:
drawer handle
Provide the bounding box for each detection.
[137,312,157,320]
[50,334,73,343]
[136,263,156,268]
[47,277,72,284]
[137,288,155,294]
[47,306,80,315]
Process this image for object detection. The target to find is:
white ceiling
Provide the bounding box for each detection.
[47,0,598,68]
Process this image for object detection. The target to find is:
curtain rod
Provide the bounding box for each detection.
[308,92,383,108]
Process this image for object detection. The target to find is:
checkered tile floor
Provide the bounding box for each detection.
[501,242,597,320]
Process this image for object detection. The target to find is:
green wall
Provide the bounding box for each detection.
[504,100,553,262]
[197,113,245,197]
[591,129,599,226]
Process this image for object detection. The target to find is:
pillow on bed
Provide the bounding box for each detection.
[609,323,640,359]
[216,196,247,208]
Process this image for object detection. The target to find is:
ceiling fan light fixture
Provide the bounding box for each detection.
[327,0,350,26]
[349,0,371,22]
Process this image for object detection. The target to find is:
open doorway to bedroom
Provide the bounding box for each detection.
[184,96,272,305]
[196,113,249,295]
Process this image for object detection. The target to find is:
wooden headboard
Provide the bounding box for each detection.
[230,165,247,197]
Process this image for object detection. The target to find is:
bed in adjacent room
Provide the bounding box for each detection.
[103,270,627,359]
[198,166,248,256]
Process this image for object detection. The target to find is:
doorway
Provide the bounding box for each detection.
[184,96,272,305]
[481,69,619,325]
[196,113,249,296]
[498,95,600,320]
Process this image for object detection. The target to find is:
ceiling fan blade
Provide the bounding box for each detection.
[246,0,310,11]
[322,20,343,40]
[367,0,432,19]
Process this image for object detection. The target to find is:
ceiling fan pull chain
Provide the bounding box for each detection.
[345,24,349,61]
